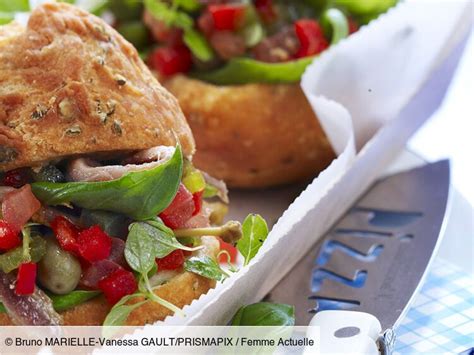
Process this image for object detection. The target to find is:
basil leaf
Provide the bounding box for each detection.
[184,256,228,281]
[31,145,183,220]
[49,290,101,312]
[144,0,193,28]
[237,214,268,266]
[191,56,315,85]
[145,219,196,257]
[174,0,201,12]
[0,12,14,25]
[322,8,349,45]
[231,302,295,326]
[0,235,46,273]
[333,0,397,16]
[183,28,214,62]
[103,294,146,327]
[125,222,158,275]
[0,0,29,12]
[126,220,194,274]
[0,290,101,313]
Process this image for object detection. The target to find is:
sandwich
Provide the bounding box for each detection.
[0,2,242,326]
[121,0,396,188]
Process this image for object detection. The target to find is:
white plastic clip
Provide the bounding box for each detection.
[305,310,393,354]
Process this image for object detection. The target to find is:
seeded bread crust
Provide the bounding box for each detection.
[164,76,335,188]
[0,3,195,172]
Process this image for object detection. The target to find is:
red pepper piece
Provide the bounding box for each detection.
[2,168,30,188]
[77,226,112,263]
[159,183,195,229]
[156,249,185,271]
[98,268,137,305]
[254,0,277,23]
[348,18,359,34]
[0,220,21,251]
[294,19,329,58]
[51,216,80,254]
[192,190,203,217]
[209,4,246,31]
[148,45,192,77]
[15,262,37,295]
[218,239,238,264]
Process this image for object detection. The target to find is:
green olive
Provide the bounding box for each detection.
[38,238,81,295]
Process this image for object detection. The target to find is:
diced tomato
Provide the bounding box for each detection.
[218,239,238,264]
[2,168,30,188]
[51,216,80,254]
[15,262,37,295]
[294,19,329,58]
[1,185,41,232]
[208,4,246,31]
[77,226,112,263]
[80,259,121,290]
[156,249,185,271]
[159,184,195,229]
[254,0,277,23]
[348,18,359,34]
[0,220,21,251]
[98,268,137,305]
[192,190,203,217]
[148,45,192,77]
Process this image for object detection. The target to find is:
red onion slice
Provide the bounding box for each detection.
[80,259,121,289]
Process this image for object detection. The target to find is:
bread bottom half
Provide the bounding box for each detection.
[165,76,335,188]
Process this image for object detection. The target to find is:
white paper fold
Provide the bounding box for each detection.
[147,0,471,328]
[303,0,472,150]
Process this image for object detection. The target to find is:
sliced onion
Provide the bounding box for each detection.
[202,172,229,203]
[108,237,127,268]
[182,207,211,229]
[80,259,121,289]
[1,185,41,231]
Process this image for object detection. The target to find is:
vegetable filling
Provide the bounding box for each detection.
[0,145,268,326]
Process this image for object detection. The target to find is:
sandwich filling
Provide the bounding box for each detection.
[110,0,397,84]
[0,145,239,325]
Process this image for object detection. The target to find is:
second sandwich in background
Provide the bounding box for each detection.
[134,0,397,188]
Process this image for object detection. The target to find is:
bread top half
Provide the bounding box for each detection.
[0,2,195,172]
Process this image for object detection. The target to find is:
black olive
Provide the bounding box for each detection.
[32,165,65,183]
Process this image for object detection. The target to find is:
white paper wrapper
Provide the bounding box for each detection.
[146,0,472,329]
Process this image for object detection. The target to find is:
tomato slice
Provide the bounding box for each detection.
[77,226,112,263]
[15,262,37,295]
[294,19,329,58]
[208,4,246,31]
[98,268,137,305]
[51,216,80,254]
[218,239,238,264]
[148,45,192,76]
[0,220,21,251]
[156,249,185,271]
[192,190,203,217]
[159,184,195,229]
